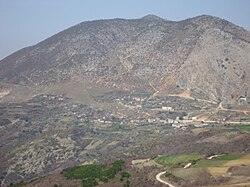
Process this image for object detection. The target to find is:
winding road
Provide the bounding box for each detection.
[156,171,176,187]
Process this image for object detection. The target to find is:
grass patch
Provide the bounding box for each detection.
[229,124,250,132]
[155,154,203,167]
[215,153,243,161]
[194,153,244,167]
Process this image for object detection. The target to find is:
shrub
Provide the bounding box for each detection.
[121,172,130,178]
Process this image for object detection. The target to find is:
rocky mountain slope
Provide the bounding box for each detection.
[0,15,250,103]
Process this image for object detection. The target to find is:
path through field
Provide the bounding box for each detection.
[156,171,176,187]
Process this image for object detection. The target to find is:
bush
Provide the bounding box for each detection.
[82,178,98,187]
[121,172,130,178]
[62,164,103,179]
[99,176,108,183]
[62,160,126,186]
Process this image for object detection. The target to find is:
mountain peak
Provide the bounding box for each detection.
[191,14,223,22]
[141,14,164,21]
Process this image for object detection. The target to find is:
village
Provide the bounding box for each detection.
[16,91,247,136]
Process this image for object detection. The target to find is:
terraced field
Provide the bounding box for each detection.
[155,153,250,186]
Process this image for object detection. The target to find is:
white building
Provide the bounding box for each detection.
[162,106,174,111]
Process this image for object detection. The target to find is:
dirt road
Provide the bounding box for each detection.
[156,171,176,187]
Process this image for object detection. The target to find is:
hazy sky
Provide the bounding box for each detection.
[0,0,250,60]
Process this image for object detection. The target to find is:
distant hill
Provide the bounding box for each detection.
[1,14,250,103]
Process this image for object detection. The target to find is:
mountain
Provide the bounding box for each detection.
[0,14,250,103]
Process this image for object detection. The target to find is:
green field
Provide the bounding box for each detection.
[229,124,250,132]
[155,154,203,167]
[160,153,250,186]
[194,153,244,167]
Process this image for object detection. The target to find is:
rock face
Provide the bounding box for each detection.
[0,15,250,102]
